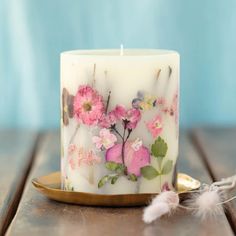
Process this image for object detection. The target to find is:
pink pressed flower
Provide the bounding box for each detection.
[114,105,127,120]
[99,111,117,128]
[68,144,77,170]
[114,105,141,129]
[161,182,171,192]
[69,158,76,170]
[68,145,101,169]
[105,141,150,176]
[126,108,141,129]
[68,144,76,155]
[80,150,101,166]
[77,147,84,166]
[73,85,104,126]
[146,115,163,138]
[92,128,117,150]
[156,97,166,106]
[172,92,178,124]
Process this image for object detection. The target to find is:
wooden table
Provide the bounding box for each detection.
[0,129,236,236]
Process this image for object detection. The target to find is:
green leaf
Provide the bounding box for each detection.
[105,162,125,174]
[98,175,110,188]
[141,166,159,180]
[128,174,138,182]
[105,162,120,171]
[116,164,126,174]
[111,175,119,184]
[151,137,168,158]
[161,160,173,175]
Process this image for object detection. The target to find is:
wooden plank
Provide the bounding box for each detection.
[192,128,236,233]
[7,131,233,236]
[0,130,39,235]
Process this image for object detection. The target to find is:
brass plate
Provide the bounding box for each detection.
[32,172,201,207]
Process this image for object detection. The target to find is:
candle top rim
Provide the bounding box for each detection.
[61,49,179,57]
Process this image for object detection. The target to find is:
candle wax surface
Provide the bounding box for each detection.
[61,49,179,194]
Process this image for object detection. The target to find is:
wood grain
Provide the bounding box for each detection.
[0,130,38,235]
[7,131,233,236]
[192,128,236,233]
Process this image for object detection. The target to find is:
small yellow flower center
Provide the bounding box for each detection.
[83,102,92,111]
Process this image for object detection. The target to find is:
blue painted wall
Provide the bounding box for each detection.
[1,0,236,129]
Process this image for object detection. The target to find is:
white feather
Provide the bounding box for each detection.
[195,190,223,219]
[143,191,179,223]
[152,191,179,207]
[143,202,170,223]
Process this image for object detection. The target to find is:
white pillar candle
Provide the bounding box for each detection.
[61,49,179,194]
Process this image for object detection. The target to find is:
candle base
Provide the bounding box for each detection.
[32,172,200,206]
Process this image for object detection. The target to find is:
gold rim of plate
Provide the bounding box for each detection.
[32,172,201,207]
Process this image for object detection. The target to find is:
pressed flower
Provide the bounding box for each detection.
[156,97,166,106]
[81,150,101,166]
[132,91,157,110]
[77,147,101,166]
[68,144,101,169]
[139,95,157,111]
[113,105,127,120]
[161,182,171,192]
[92,128,117,150]
[105,141,150,176]
[68,144,76,154]
[68,144,77,170]
[146,115,163,138]
[162,107,170,114]
[126,108,141,129]
[73,85,104,126]
[132,91,144,109]
[171,92,178,124]
[131,138,143,151]
[132,98,142,109]
[114,105,141,129]
[99,111,117,128]
[160,93,178,120]
[62,88,74,125]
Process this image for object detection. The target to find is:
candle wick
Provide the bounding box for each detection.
[120,44,124,56]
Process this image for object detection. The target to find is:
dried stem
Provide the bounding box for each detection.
[110,126,122,139]
[156,69,161,81]
[92,64,96,86]
[125,129,132,142]
[121,126,126,172]
[168,66,172,78]
[104,70,108,78]
[105,91,111,114]
[121,122,133,175]
[69,124,80,144]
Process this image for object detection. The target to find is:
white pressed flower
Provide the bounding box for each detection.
[131,138,143,151]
